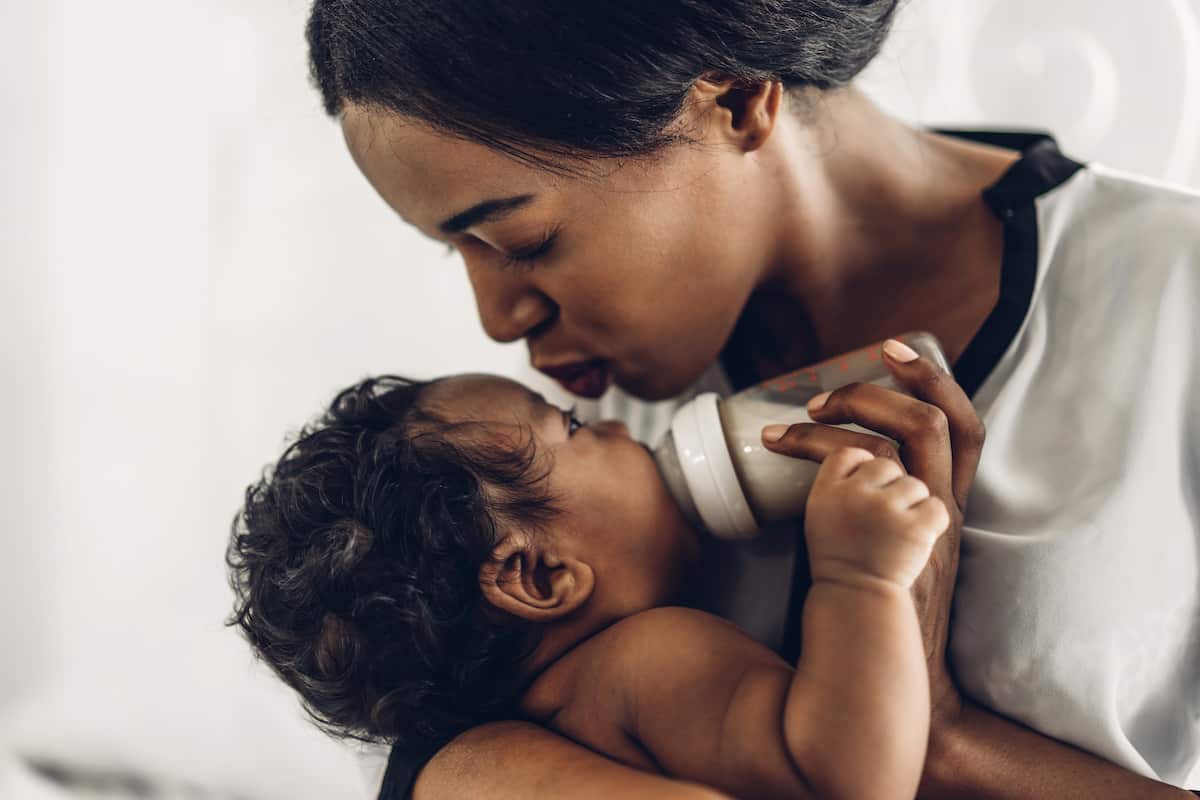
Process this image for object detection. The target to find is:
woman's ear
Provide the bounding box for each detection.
[478,536,595,623]
[689,76,783,152]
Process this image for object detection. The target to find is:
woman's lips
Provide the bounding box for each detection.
[538,359,611,399]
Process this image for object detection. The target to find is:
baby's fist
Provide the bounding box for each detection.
[805,447,949,589]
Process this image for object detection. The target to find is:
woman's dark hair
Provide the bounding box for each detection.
[226,376,559,747]
[306,1,900,165]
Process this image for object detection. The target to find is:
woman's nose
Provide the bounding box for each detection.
[465,262,555,344]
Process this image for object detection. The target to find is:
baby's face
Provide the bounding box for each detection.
[421,374,702,614]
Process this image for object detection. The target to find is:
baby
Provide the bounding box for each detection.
[227,372,948,799]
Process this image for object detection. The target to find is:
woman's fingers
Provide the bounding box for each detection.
[876,341,986,512]
[763,342,985,514]
[763,379,951,508]
[762,421,907,472]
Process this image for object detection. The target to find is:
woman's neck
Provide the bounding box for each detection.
[747,86,1022,374]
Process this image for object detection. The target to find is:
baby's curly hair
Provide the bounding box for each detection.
[226,375,559,748]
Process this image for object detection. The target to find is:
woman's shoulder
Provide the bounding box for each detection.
[1035,162,1200,287]
[1082,161,1200,201]
[1045,163,1200,240]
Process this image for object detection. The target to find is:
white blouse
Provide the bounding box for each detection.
[560,135,1200,786]
[952,161,1199,785]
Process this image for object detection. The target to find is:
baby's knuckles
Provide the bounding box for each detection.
[806,456,942,588]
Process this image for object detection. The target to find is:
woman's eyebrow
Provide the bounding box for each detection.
[438,194,535,235]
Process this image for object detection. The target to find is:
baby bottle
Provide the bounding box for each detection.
[653,331,952,540]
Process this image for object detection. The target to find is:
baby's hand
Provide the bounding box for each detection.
[805,447,949,590]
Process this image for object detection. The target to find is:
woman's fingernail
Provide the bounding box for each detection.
[807,391,831,412]
[883,339,919,363]
[762,424,788,442]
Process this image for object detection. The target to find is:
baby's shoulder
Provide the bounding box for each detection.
[524,607,768,713]
[572,606,790,717]
[519,609,730,771]
[525,607,787,723]
[524,608,721,707]
[604,606,758,656]
[523,607,793,773]
[605,607,790,689]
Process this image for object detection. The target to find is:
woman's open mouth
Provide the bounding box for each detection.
[538,359,611,399]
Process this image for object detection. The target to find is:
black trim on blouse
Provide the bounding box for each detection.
[937,130,1085,399]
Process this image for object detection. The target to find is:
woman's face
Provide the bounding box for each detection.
[342,105,774,401]
[420,374,702,612]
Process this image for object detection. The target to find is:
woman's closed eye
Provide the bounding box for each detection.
[440,228,558,268]
[500,230,558,271]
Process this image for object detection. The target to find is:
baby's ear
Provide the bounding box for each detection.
[478,537,594,623]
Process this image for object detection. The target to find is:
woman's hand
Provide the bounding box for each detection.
[761,339,986,724]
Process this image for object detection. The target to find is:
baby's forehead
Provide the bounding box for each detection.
[420,373,539,425]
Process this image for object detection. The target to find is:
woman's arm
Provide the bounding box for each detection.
[921,701,1194,799]
[411,720,734,800]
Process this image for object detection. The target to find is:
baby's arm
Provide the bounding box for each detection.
[552,448,946,800]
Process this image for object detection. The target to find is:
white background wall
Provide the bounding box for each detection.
[2,0,1198,796]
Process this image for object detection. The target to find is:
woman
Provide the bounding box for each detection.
[303,1,1200,797]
